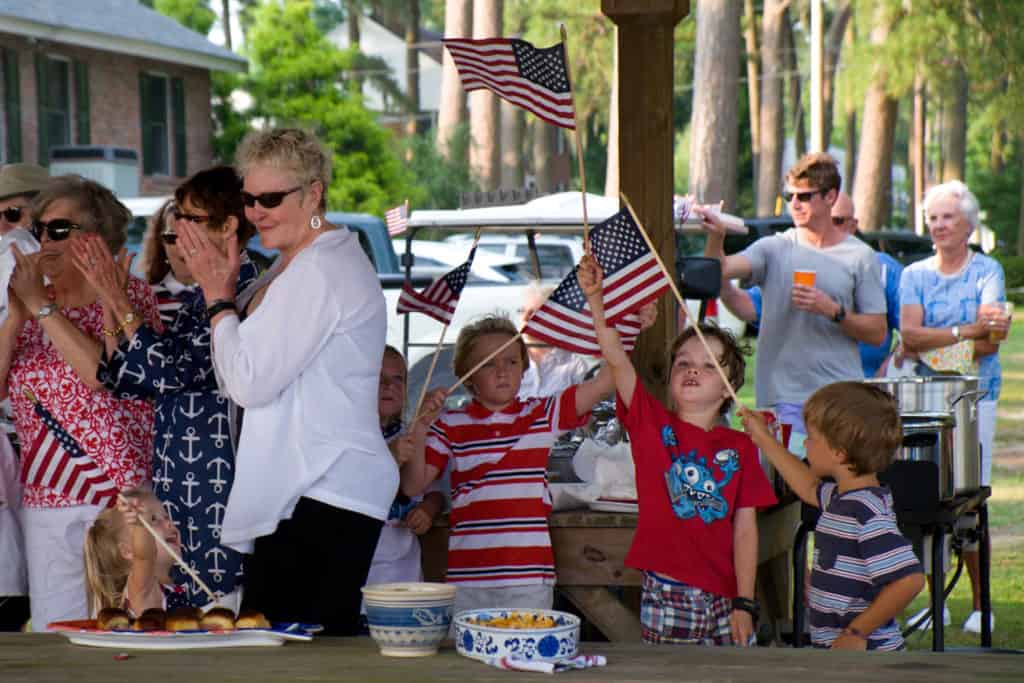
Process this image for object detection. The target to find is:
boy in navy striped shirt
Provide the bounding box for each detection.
[741,382,925,650]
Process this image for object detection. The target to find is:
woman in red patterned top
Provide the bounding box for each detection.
[0,176,159,631]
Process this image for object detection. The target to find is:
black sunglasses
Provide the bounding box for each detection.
[782,189,825,203]
[1,206,25,223]
[832,215,853,226]
[241,186,303,209]
[32,218,82,242]
[161,232,178,245]
[172,207,211,224]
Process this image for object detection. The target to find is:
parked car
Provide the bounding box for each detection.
[445,233,585,281]
[393,239,528,284]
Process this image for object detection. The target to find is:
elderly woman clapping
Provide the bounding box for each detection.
[0,175,159,629]
[899,180,1007,634]
[176,129,397,635]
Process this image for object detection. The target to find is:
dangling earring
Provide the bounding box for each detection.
[310,214,322,230]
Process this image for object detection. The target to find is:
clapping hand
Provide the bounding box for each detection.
[177,221,239,302]
[71,234,133,309]
[8,245,48,313]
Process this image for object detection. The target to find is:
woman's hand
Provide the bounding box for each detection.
[8,245,48,313]
[177,222,239,302]
[70,235,133,310]
[577,254,603,299]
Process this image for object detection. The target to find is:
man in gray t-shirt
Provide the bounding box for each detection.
[701,153,886,438]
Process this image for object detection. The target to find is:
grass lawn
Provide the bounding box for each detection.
[734,319,1024,650]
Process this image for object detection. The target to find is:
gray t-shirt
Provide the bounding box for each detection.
[741,229,886,406]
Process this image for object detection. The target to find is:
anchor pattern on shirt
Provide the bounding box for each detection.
[99,260,259,605]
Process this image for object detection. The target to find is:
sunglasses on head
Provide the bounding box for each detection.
[1,206,25,223]
[782,189,825,203]
[172,207,211,224]
[32,218,82,242]
[241,185,303,209]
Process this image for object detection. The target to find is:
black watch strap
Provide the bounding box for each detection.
[832,301,846,323]
[206,300,237,319]
[731,596,760,620]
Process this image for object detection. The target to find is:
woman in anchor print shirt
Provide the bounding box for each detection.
[80,166,259,612]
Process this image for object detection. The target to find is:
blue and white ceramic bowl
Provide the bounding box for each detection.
[454,608,580,663]
[361,582,457,657]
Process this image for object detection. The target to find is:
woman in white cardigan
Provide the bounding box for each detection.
[178,129,397,635]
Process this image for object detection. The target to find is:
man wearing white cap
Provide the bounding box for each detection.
[0,164,50,235]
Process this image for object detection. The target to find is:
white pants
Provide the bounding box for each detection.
[21,504,104,631]
[978,400,997,487]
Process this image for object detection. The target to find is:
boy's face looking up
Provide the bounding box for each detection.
[668,336,730,415]
[378,353,407,424]
[467,332,525,410]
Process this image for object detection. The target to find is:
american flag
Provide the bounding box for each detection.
[443,37,575,130]
[20,400,117,507]
[396,247,476,325]
[521,208,670,356]
[385,203,408,236]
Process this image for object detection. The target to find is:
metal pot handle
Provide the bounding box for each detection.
[949,388,988,408]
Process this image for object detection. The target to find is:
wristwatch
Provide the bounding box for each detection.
[831,301,846,323]
[35,303,57,321]
[952,325,962,342]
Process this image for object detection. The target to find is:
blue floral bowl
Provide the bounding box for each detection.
[361,582,457,657]
[454,609,580,663]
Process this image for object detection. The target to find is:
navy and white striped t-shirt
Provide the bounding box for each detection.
[809,482,923,651]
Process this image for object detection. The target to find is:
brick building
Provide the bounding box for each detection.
[0,1,245,195]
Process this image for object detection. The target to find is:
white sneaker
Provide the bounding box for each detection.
[908,606,951,630]
[962,610,994,634]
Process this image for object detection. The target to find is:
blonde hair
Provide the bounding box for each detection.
[83,487,153,616]
[235,128,332,211]
[452,315,528,392]
[803,382,902,476]
[141,199,175,285]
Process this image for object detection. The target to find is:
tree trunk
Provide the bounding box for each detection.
[347,0,363,94]
[500,100,524,188]
[743,0,760,184]
[436,0,471,159]
[852,9,900,232]
[842,18,857,193]
[221,0,232,50]
[821,0,852,150]
[941,62,968,181]
[911,75,926,234]
[405,0,420,141]
[1017,146,1024,256]
[756,0,786,216]
[783,12,806,159]
[531,120,556,193]
[689,0,741,209]
[604,26,620,197]
[469,0,502,190]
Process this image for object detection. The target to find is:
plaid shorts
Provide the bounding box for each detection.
[640,572,733,646]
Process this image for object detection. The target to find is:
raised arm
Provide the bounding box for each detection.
[696,206,753,281]
[398,388,446,497]
[579,254,639,409]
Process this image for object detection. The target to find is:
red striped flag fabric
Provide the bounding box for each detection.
[396,247,476,325]
[385,203,408,236]
[443,37,575,130]
[20,401,116,507]
[521,208,669,356]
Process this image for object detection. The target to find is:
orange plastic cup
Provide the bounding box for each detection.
[793,270,816,287]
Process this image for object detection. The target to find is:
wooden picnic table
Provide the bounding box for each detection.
[3,632,1020,683]
[421,502,802,642]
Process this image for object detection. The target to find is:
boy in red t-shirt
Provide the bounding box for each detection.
[580,255,777,646]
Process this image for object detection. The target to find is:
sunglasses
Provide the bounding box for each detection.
[172,207,211,224]
[782,189,824,203]
[32,218,82,242]
[161,232,178,245]
[832,216,853,226]
[1,206,26,223]
[241,185,302,209]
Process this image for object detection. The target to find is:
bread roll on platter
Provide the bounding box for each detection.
[96,607,132,631]
[235,609,271,629]
[132,608,166,631]
[165,607,203,632]
[199,607,236,631]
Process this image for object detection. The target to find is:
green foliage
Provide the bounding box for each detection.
[244,0,414,215]
[154,0,217,35]
[312,0,345,33]
[967,128,1021,254]
[993,254,1024,305]
[210,72,249,165]
[401,124,477,210]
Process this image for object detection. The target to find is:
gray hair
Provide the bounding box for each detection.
[922,180,980,231]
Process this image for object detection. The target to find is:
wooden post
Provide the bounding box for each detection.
[601,0,690,402]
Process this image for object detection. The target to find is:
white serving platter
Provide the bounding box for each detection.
[48,620,313,650]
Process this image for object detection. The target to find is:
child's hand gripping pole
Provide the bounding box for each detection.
[619,192,743,411]
[117,493,219,606]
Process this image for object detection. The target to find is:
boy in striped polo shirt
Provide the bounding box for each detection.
[741,382,925,650]
[401,312,654,616]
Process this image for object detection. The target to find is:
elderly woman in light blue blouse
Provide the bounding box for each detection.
[899,180,1007,635]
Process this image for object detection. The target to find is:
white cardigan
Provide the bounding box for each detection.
[215,229,398,553]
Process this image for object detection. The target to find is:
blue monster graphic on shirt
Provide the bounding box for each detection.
[661,425,739,524]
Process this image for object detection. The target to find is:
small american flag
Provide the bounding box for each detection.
[20,399,117,507]
[521,208,670,356]
[396,247,476,325]
[443,37,575,130]
[385,203,408,236]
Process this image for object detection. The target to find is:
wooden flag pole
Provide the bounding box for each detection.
[560,24,589,250]
[619,193,743,410]
[404,197,410,221]
[118,493,220,606]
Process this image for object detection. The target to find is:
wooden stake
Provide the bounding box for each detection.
[119,494,219,606]
[560,24,590,249]
[619,193,743,410]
